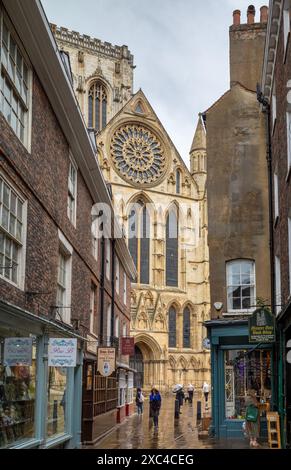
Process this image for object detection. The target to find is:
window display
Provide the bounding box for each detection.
[225,349,272,419]
[0,328,36,448]
[47,367,67,438]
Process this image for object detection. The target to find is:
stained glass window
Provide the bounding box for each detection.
[88,82,107,131]
[166,207,178,287]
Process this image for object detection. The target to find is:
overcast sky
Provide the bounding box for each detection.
[41,0,266,164]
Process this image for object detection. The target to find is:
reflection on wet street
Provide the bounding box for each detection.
[95,397,214,449]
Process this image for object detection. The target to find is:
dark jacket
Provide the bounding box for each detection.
[149,392,161,416]
[176,390,185,406]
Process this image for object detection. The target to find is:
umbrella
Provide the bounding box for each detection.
[172,384,183,393]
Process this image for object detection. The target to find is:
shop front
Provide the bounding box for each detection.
[205,319,273,439]
[0,300,84,449]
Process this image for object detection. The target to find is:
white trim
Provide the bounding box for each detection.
[105,238,111,280]
[123,272,127,305]
[67,154,78,227]
[226,259,256,313]
[57,230,73,325]
[274,172,279,220]
[115,255,120,295]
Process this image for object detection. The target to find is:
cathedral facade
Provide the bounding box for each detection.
[52,25,211,391]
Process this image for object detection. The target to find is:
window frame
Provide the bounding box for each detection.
[226,259,256,314]
[56,230,73,325]
[115,255,120,295]
[123,272,127,305]
[0,8,32,150]
[283,1,291,58]
[105,238,111,281]
[274,172,279,222]
[0,172,27,290]
[166,206,179,288]
[275,256,282,316]
[67,156,77,227]
[87,81,107,131]
[128,202,150,285]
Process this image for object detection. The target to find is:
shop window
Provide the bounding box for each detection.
[224,350,272,420]
[67,157,77,226]
[0,174,26,290]
[226,260,255,312]
[47,366,68,438]
[86,364,93,391]
[0,326,37,449]
[0,9,31,147]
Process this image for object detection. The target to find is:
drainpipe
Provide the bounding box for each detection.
[111,239,116,344]
[99,236,105,343]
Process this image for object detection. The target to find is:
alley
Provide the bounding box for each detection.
[94,397,251,450]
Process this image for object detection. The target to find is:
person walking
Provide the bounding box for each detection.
[149,388,161,428]
[176,387,185,414]
[187,384,194,404]
[135,387,144,415]
[202,381,210,407]
[245,389,260,448]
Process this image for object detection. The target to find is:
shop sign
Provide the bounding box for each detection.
[48,338,77,367]
[249,308,275,344]
[97,347,116,377]
[121,337,135,356]
[4,337,33,366]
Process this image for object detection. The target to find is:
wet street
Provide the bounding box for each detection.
[94,397,254,449]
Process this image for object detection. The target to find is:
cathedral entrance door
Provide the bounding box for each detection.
[130,345,144,388]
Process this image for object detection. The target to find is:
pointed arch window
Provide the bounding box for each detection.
[128,201,150,285]
[183,307,191,348]
[168,306,177,348]
[166,206,178,287]
[176,170,181,194]
[88,81,107,131]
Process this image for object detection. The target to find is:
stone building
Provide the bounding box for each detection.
[52,25,211,392]
[0,0,135,448]
[261,0,291,448]
[204,5,271,439]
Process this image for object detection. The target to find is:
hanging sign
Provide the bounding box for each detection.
[97,347,116,377]
[249,308,275,344]
[121,337,135,356]
[48,338,77,367]
[4,337,33,366]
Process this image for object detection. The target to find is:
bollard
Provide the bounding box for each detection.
[174,399,180,419]
[197,400,202,421]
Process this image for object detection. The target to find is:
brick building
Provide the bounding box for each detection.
[204,5,272,439]
[0,0,135,449]
[261,0,291,448]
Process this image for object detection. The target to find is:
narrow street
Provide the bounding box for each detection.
[94,397,253,449]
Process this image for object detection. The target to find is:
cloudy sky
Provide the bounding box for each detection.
[42,0,266,163]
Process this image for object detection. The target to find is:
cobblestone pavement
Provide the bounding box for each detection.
[94,397,261,449]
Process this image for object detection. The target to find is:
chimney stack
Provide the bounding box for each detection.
[233,10,241,26]
[247,5,256,24]
[260,6,269,23]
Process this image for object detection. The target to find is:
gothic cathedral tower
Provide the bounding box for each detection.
[52,25,210,391]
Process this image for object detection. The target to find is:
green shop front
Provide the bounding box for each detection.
[0,300,84,449]
[205,318,274,439]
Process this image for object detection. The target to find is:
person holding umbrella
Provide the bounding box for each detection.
[173,384,185,415]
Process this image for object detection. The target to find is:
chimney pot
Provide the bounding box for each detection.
[260,6,269,23]
[233,10,241,26]
[247,5,256,24]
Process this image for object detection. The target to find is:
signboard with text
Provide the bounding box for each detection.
[48,338,77,367]
[249,308,275,344]
[121,337,135,356]
[4,338,33,366]
[97,347,116,377]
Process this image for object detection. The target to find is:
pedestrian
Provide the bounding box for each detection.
[187,383,194,404]
[202,381,210,406]
[135,387,144,415]
[149,388,161,428]
[245,389,260,448]
[176,387,185,413]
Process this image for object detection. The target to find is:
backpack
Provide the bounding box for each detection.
[245,404,259,423]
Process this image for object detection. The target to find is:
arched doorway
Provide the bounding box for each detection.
[130,345,144,388]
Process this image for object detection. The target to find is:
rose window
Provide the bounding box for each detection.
[111,125,166,185]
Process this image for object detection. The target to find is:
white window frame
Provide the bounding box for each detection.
[283,1,291,56]
[92,218,98,261]
[122,323,127,338]
[275,256,282,316]
[105,238,111,280]
[274,172,279,221]
[226,260,256,314]
[56,230,73,325]
[115,255,120,295]
[272,81,277,130]
[90,284,96,334]
[67,156,77,226]
[115,316,119,338]
[0,172,27,290]
[123,272,127,305]
[0,8,32,150]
